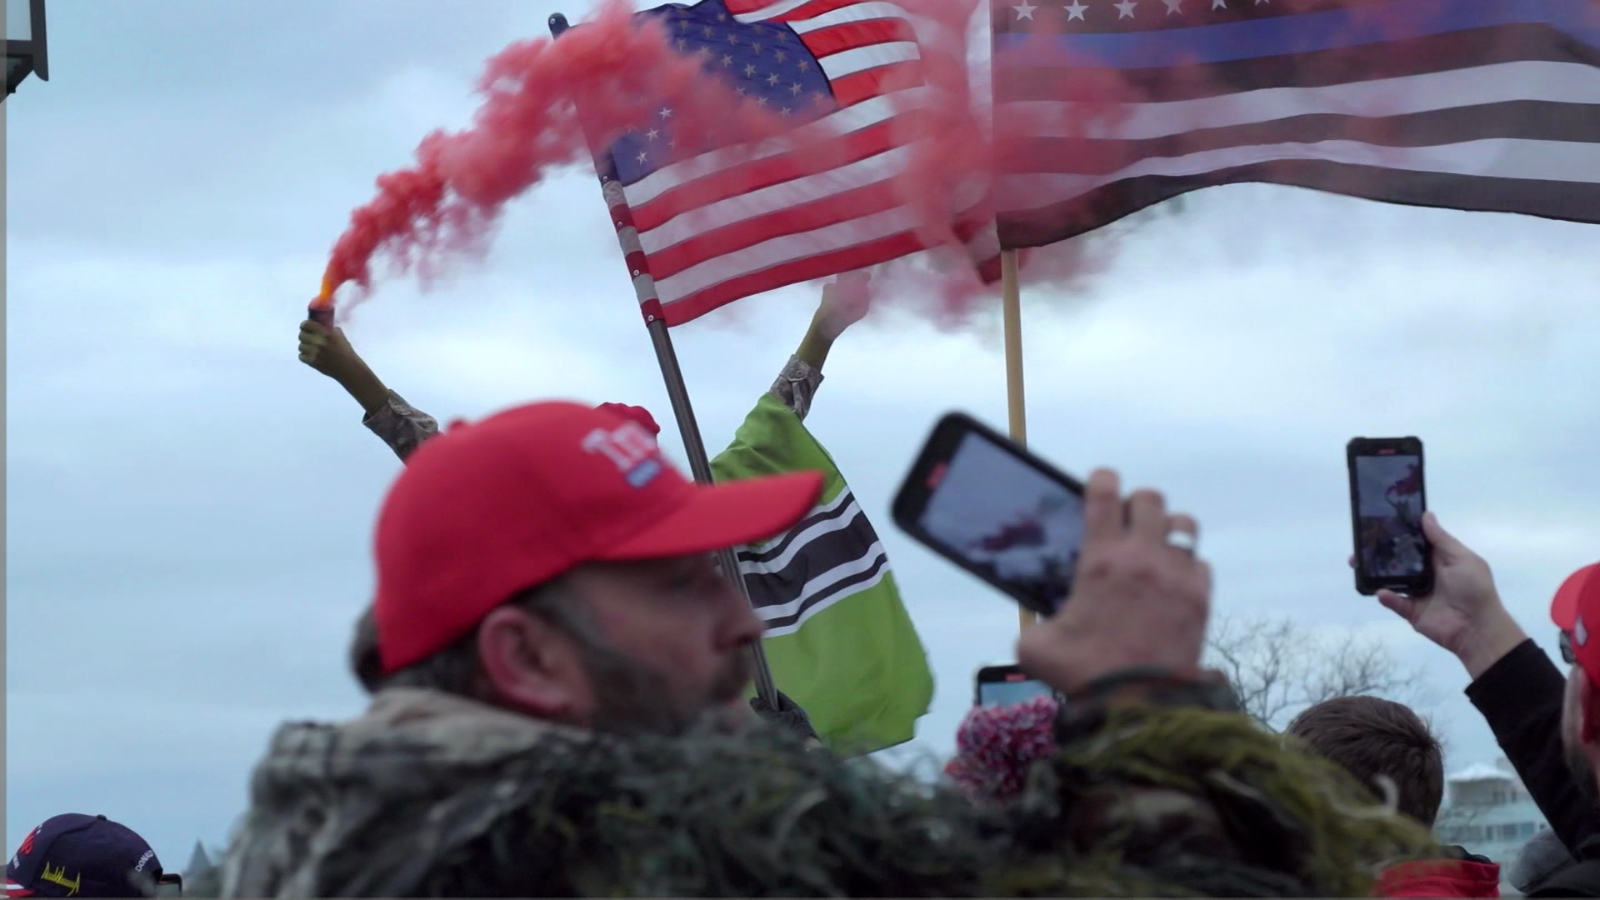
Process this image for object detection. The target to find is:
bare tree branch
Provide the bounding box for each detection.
[1205,613,1426,730]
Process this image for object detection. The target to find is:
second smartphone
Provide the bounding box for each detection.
[974,664,1055,707]
[1347,436,1433,596]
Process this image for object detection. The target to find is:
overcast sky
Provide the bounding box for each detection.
[7,0,1599,869]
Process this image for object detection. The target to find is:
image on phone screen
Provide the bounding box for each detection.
[1353,452,1426,581]
[918,432,1085,613]
[978,678,1053,708]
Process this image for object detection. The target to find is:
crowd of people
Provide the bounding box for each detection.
[9,280,1600,898]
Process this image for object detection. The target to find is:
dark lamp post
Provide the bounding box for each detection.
[6,0,49,99]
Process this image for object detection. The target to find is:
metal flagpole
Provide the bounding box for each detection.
[548,12,782,708]
[1000,249,1036,631]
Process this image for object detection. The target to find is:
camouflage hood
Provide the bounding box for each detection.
[213,687,1437,898]
[217,688,592,897]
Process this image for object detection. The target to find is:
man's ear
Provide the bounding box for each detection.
[476,605,588,719]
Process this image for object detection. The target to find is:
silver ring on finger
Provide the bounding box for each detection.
[1166,528,1198,556]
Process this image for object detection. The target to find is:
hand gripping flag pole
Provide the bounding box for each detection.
[547,11,782,709]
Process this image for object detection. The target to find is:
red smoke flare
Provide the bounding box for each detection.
[312,0,1129,321]
[316,0,797,313]
[311,0,1509,325]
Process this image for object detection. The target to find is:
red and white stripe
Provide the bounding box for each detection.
[613,0,998,327]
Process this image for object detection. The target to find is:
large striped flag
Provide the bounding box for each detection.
[596,0,999,326]
[711,392,934,753]
[993,0,1600,248]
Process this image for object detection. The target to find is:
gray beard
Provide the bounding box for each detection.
[577,634,752,737]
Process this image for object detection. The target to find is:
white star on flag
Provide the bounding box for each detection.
[1015,0,1037,18]
[1211,0,1225,7]
[1162,0,1181,11]
[1065,0,1088,19]
[1114,0,1136,16]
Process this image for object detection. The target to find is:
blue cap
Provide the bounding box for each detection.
[6,815,161,898]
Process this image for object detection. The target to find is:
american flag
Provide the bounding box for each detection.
[993,0,1600,249]
[592,0,997,327]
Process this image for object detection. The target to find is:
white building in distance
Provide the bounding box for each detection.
[1433,758,1550,895]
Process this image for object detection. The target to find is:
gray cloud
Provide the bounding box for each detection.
[7,0,1598,867]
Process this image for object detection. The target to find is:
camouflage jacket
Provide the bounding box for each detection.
[365,358,824,462]
[213,687,1434,898]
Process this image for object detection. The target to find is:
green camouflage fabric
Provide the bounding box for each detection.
[363,391,439,462]
[363,358,820,462]
[767,355,823,421]
[208,687,1436,898]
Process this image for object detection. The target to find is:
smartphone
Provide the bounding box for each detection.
[974,664,1055,708]
[892,412,1086,616]
[1347,436,1432,596]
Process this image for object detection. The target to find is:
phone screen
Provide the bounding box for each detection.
[1352,447,1428,588]
[916,429,1085,615]
[977,677,1054,708]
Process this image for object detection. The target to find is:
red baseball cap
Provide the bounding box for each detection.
[594,402,660,436]
[372,400,823,674]
[1552,562,1600,681]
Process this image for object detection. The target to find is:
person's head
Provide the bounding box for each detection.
[1552,561,1600,800]
[368,400,821,735]
[6,814,164,898]
[347,401,664,699]
[1285,695,1444,826]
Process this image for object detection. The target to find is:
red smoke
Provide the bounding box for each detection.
[836,0,1136,328]
[315,0,1510,326]
[319,0,801,312]
[316,0,1132,321]
[317,0,1184,327]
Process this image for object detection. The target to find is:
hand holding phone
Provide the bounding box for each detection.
[1347,437,1433,596]
[1015,468,1212,695]
[894,416,1212,695]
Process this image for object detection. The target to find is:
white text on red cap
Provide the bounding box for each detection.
[583,423,665,489]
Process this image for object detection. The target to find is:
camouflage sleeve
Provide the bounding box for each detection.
[362,391,440,462]
[769,356,824,421]
[1024,675,1438,897]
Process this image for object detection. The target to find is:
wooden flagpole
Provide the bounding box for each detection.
[549,12,782,708]
[1000,249,1036,631]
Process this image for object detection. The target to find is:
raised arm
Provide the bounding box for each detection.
[770,273,871,420]
[298,319,440,462]
[1367,514,1599,851]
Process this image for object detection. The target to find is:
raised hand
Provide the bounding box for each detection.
[1359,512,1528,678]
[299,319,365,383]
[298,318,392,416]
[812,271,872,343]
[1018,469,1211,695]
